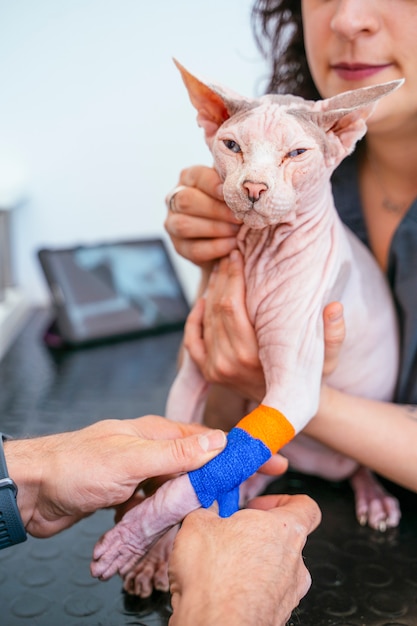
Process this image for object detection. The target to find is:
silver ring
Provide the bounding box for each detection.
[166,185,188,212]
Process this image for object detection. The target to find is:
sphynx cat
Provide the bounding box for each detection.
[91,62,402,595]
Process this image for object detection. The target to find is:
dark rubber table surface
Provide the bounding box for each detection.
[1,310,417,626]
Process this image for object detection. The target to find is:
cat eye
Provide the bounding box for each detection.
[223,139,242,153]
[286,148,307,158]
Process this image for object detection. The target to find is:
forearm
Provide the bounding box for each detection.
[305,386,417,491]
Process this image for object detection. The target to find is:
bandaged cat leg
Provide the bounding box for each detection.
[189,404,295,517]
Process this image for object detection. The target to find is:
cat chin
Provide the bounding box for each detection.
[240,213,276,229]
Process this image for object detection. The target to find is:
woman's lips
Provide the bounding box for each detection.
[331,63,392,81]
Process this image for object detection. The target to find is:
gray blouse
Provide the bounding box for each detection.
[332,148,417,404]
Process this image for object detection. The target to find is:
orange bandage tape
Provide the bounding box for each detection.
[237,404,295,454]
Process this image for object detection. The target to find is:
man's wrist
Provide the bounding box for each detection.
[4,438,42,530]
[173,586,264,626]
[0,435,27,548]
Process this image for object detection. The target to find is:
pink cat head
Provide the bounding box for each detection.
[175,59,403,229]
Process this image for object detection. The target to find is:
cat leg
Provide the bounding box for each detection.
[350,466,401,531]
[90,474,200,582]
[122,525,179,597]
[165,349,209,424]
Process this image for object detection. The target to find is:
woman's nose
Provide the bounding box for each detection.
[330,0,380,40]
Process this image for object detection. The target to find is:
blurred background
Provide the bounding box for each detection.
[0,0,267,310]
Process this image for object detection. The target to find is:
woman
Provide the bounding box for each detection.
[164,0,417,492]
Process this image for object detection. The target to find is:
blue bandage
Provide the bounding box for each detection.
[188,427,271,518]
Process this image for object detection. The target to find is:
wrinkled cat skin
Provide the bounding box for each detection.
[91,63,403,594]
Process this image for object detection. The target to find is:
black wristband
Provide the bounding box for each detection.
[0,434,27,549]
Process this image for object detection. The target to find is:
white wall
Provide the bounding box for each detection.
[0,0,267,304]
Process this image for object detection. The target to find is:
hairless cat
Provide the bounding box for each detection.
[91,61,402,596]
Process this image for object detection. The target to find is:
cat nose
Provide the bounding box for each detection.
[243,180,268,203]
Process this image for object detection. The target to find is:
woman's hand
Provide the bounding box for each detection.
[184,249,346,401]
[185,249,264,402]
[164,165,241,276]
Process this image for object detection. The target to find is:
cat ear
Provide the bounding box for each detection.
[174,59,250,145]
[310,79,404,156]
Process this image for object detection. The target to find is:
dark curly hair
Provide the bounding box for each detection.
[251,0,320,99]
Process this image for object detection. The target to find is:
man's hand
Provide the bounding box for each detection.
[5,416,226,538]
[169,493,321,626]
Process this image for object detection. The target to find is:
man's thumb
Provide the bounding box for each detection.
[161,429,227,474]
